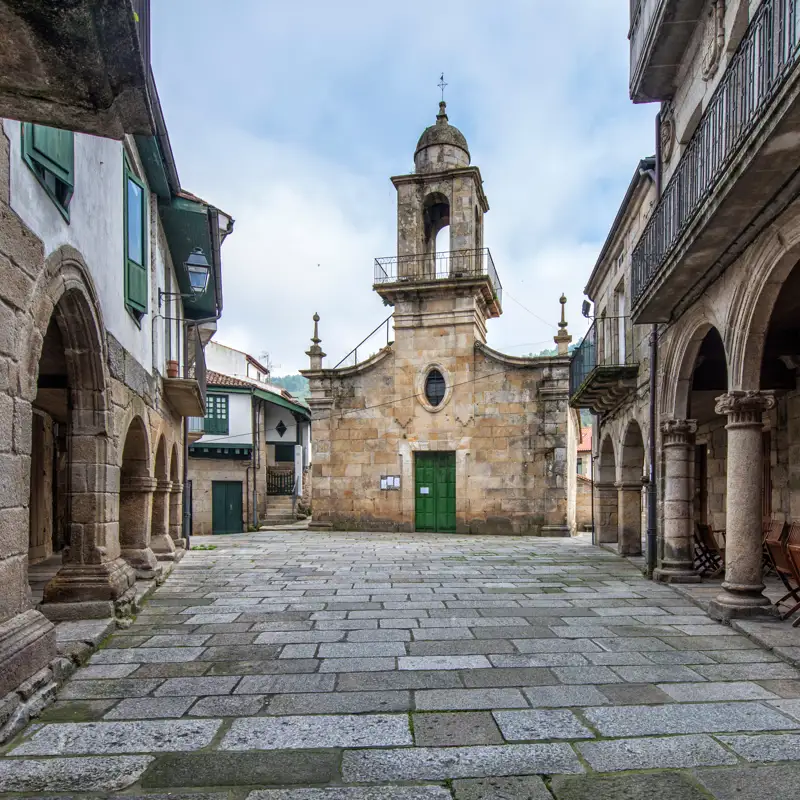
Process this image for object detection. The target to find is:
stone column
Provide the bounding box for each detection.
[119,476,159,579]
[169,482,185,549]
[594,483,618,543]
[150,480,175,562]
[617,482,643,556]
[708,391,775,620]
[654,418,701,583]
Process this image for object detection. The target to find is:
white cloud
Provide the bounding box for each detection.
[151,1,655,373]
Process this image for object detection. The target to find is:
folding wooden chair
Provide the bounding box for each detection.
[783,523,800,625]
[763,518,778,576]
[694,522,724,576]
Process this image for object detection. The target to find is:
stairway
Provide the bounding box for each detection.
[263,495,296,525]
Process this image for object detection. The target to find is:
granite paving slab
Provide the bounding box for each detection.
[0,755,154,793]
[493,709,593,740]
[451,775,552,799]
[550,771,710,799]
[719,732,800,761]
[694,763,800,800]
[412,711,504,746]
[247,789,453,799]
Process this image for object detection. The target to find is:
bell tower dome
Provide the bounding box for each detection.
[373,100,501,338]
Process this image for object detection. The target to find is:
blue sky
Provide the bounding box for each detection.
[151,1,655,373]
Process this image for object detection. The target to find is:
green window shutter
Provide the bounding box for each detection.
[205,395,229,435]
[275,443,295,463]
[124,158,148,314]
[30,125,74,186]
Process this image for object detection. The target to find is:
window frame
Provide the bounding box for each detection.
[123,154,148,320]
[21,122,74,221]
[204,394,230,436]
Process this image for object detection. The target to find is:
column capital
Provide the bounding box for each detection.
[715,390,775,426]
[155,479,172,493]
[170,482,184,494]
[660,418,697,445]
[121,476,158,493]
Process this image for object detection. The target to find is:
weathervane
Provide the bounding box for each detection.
[438,73,448,102]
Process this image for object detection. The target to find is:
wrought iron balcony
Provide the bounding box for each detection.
[629,0,705,103]
[164,324,207,417]
[632,0,800,322]
[374,248,502,317]
[569,316,639,414]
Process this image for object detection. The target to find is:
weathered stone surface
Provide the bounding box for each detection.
[248,788,452,799]
[268,691,411,715]
[0,755,153,792]
[493,710,593,741]
[400,656,491,671]
[577,733,737,771]
[550,772,710,800]
[694,764,800,800]
[719,733,800,762]
[412,711,504,746]
[583,701,798,736]
[415,689,528,710]
[58,678,162,699]
[153,676,240,696]
[10,719,221,755]
[221,714,412,750]
[341,744,584,782]
[104,697,195,720]
[452,775,552,800]
[235,674,335,694]
[523,686,610,707]
[658,681,778,702]
[189,694,265,716]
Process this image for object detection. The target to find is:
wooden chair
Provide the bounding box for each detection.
[763,520,798,609]
[763,518,778,576]
[780,522,800,627]
[694,522,724,576]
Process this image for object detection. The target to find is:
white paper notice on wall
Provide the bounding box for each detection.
[420,487,430,495]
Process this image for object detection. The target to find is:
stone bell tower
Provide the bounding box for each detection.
[374,100,501,346]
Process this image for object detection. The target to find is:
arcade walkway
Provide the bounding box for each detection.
[2,532,800,798]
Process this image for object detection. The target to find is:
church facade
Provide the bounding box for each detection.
[302,103,576,535]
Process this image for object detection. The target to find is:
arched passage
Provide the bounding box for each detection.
[596,435,618,544]
[618,421,645,556]
[119,416,159,578]
[150,435,175,561]
[168,443,184,547]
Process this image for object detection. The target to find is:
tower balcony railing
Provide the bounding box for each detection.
[631,0,800,321]
[374,247,502,310]
[569,316,639,415]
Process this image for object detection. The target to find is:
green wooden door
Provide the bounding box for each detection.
[212,481,243,534]
[415,452,456,533]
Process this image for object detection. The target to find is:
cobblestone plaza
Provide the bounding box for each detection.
[3,532,800,797]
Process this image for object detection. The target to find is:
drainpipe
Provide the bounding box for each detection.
[251,391,258,530]
[182,321,191,550]
[646,111,663,576]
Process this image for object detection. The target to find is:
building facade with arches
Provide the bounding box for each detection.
[0,9,232,739]
[572,0,800,621]
[302,102,576,535]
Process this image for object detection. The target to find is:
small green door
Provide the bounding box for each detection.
[212,481,243,534]
[415,451,456,533]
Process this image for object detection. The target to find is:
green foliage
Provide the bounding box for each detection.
[191,544,217,551]
[271,374,310,399]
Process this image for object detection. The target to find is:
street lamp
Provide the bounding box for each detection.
[159,247,211,308]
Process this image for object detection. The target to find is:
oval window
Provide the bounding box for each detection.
[425,369,446,407]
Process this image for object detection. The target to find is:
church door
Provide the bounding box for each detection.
[415,451,456,532]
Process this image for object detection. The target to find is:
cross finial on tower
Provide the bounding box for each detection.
[554,294,572,356]
[306,312,326,370]
[438,73,448,102]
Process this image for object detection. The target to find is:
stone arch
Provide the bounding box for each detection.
[596,434,618,544]
[423,191,450,257]
[119,415,159,578]
[30,247,134,607]
[618,420,645,556]
[728,223,800,390]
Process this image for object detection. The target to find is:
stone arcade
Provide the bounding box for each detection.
[302,102,575,535]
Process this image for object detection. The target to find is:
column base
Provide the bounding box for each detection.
[42,558,136,605]
[653,565,702,584]
[541,526,571,538]
[151,533,176,562]
[120,547,161,580]
[0,609,56,698]
[708,584,773,621]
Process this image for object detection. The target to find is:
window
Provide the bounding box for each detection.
[21,123,74,220]
[204,394,229,435]
[275,443,295,463]
[124,156,148,318]
[425,369,446,407]
[577,457,583,475]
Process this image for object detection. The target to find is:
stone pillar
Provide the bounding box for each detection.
[150,480,175,562]
[654,418,700,583]
[119,476,159,579]
[617,482,643,556]
[708,391,775,620]
[169,482,185,549]
[594,483,618,543]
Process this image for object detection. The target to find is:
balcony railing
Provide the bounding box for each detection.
[632,0,800,307]
[629,0,663,86]
[374,248,502,308]
[334,315,394,369]
[569,316,638,412]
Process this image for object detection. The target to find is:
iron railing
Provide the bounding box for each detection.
[569,316,637,397]
[334,315,394,369]
[632,0,800,305]
[374,248,502,307]
[190,324,207,407]
[267,470,295,496]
